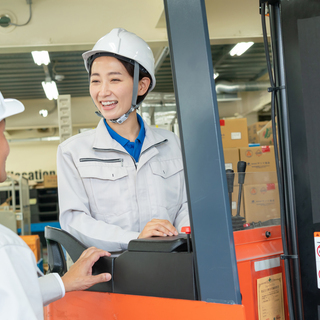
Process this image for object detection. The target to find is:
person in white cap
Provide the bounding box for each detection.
[57,28,190,252]
[0,92,112,320]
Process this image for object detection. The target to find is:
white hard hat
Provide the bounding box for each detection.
[0,92,25,122]
[82,28,156,92]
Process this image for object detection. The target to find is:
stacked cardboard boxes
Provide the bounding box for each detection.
[43,175,58,188]
[221,118,249,171]
[220,119,248,217]
[220,118,280,225]
[20,235,41,262]
[223,148,239,172]
[257,120,274,146]
[247,121,269,144]
[243,182,280,223]
[220,118,249,149]
[239,145,279,223]
[239,146,276,172]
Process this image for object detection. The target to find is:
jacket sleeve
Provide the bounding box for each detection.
[57,145,140,252]
[0,245,43,320]
[38,273,65,306]
[173,173,190,232]
[171,134,190,232]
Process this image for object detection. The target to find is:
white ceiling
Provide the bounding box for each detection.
[1,0,264,53]
[0,0,270,134]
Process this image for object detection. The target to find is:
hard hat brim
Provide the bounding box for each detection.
[0,93,25,122]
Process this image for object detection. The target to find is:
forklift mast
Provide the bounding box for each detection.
[44,0,320,319]
[164,0,241,304]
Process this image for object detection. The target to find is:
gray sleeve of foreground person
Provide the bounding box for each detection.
[57,120,190,252]
[0,224,62,320]
[0,224,111,320]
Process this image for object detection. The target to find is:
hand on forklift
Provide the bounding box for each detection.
[61,247,112,292]
[138,219,179,238]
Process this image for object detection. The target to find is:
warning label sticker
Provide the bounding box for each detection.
[314,232,320,289]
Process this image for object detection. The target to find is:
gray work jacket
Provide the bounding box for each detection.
[57,119,189,252]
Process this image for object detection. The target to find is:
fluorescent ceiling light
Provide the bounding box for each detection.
[229,42,254,57]
[214,72,219,79]
[31,51,51,65]
[39,109,48,117]
[42,81,59,100]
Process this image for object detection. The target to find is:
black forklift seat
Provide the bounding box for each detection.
[45,226,196,299]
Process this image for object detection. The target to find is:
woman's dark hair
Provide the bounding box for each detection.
[118,60,152,105]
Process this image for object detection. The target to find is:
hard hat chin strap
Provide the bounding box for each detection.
[109,61,140,124]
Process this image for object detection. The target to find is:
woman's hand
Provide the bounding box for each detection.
[138,219,179,238]
[61,247,112,292]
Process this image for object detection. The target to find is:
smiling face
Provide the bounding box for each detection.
[89,56,135,121]
[89,56,150,122]
[0,120,10,182]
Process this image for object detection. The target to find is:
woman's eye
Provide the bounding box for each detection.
[90,79,99,83]
[111,78,120,82]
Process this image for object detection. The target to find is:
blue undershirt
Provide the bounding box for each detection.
[104,114,145,163]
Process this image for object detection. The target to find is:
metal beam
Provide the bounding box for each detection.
[154,47,170,74]
[163,0,241,304]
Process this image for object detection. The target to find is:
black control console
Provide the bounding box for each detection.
[45,227,197,300]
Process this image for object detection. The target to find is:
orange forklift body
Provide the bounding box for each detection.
[44,291,246,320]
[44,225,287,320]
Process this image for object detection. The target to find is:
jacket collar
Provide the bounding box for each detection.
[92,118,167,152]
[93,119,123,151]
[141,121,168,154]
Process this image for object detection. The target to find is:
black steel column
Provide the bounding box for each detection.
[163,0,241,304]
[279,1,320,319]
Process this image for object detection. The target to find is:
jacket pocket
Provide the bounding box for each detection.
[78,163,127,180]
[150,159,183,179]
[78,164,131,218]
[148,159,184,216]
[80,157,123,164]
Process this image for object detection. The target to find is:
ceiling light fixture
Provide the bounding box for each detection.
[39,109,48,117]
[31,51,50,65]
[229,42,254,57]
[42,81,59,100]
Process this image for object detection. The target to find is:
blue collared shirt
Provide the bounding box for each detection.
[104,114,145,163]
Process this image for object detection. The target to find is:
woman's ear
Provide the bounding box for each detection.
[138,77,151,96]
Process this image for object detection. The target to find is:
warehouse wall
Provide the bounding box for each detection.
[6,140,59,182]
[5,96,100,131]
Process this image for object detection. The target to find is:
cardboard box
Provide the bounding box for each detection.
[223,148,239,171]
[20,235,41,262]
[257,120,274,146]
[244,183,280,223]
[43,175,57,188]
[247,121,269,144]
[239,146,276,172]
[220,118,249,148]
[244,171,278,185]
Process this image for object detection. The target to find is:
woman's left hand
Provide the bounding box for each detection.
[138,219,178,239]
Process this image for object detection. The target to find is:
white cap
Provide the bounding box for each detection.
[82,28,156,92]
[0,92,25,122]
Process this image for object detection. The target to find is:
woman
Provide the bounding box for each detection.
[57,28,189,252]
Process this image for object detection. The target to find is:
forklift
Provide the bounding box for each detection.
[44,0,320,319]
